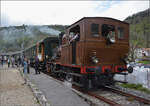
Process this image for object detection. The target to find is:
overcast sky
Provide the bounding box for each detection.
[1,1,149,27]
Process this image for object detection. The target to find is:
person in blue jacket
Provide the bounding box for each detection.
[23,58,28,84]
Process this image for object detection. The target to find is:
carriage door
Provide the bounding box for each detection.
[72,41,76,64]
[69,25,80,64]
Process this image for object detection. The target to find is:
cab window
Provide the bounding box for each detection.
[69,25,80,41]
[118,27,124,39]
[102,24,115,37]
[91,24,99,37]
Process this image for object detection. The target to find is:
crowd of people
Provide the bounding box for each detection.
[22,56,40,84]
[0,55,41,85]
[22,56,41,75]
[0,55,40,75]
[0,56,24,68]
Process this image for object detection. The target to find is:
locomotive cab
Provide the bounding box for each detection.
[61,17,131,71]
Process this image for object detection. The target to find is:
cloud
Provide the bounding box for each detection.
[1,13,11,26]
[1,1,149,27]
[94,1,149,20]
[94,1,121,12]
[1,1,97,26]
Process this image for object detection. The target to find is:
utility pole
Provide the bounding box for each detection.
[22,24,26,50]
[21,24,26,63]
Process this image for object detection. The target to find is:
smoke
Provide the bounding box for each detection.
[38,26,60,36]
[0,25,62,53]
[0,25,61,42]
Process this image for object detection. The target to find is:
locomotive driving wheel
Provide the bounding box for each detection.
[50,64,56,76]
[66,73,73,82]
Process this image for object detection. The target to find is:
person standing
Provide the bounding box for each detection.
[1,57,4,67]
[18,57,21,67]
[27,59,30,74]
[35,57,40,74]
[15,58,18,67]
[7,58,10,68]
[23,58,28,84]
[11,57,15,68]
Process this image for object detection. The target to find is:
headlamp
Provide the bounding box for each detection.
[91,56,99,64]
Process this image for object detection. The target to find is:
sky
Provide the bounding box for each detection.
[1,0,149,27]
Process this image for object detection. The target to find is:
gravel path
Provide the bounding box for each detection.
[0,65,39,106]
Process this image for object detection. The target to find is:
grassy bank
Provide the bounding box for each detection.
[119,83,150,94]
[138,60,150,64]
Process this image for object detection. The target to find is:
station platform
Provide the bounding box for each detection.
[26,68,89,106]
[0,65,38,105]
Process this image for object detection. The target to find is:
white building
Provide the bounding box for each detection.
[134,48,150,58]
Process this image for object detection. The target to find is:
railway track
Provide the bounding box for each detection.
[42,71,150,106]
[104,86,150,105]
[72,85,121,106]
[73,85,150,106]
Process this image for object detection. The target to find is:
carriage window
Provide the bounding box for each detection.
[51,42,58,48]
[118,27,124,39]
[91,24,99,37]
[102,24,115,37]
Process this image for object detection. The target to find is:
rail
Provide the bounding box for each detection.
[104,86,150,105]
[73,85,121,106]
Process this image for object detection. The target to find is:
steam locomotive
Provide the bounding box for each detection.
[23,17,133,89]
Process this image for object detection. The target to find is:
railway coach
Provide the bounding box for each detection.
[24,36,59,70]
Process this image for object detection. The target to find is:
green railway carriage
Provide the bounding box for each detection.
[24,36,59,70]
[36,36,59,71]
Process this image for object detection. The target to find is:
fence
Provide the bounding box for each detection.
[115,65,150,90]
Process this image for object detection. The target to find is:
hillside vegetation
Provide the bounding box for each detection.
[124,8,150,48]
[0,25,67,53]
